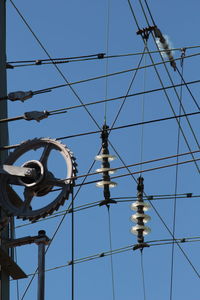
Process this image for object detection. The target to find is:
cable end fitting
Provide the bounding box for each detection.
[8,90,33,102]
[24,110,50,122]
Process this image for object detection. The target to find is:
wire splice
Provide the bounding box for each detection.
[95,124,117,206]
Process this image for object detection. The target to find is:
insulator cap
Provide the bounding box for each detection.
[130,213,151,223]
[131,201,150,211]
[95,154,117,161]
[96,167,116,174]
[96,181,117,188]
[130,225,151,236]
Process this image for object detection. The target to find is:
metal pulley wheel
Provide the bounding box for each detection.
[0,138,77,222]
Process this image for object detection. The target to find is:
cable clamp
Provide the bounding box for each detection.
[8,91,33,102]
[24,110,49,122]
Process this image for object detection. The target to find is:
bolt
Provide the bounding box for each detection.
[25,169,32,176]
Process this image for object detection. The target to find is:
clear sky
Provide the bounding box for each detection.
[3,0,200,299]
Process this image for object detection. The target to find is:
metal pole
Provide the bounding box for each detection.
[0,0,9,299]
[36,230,49,300]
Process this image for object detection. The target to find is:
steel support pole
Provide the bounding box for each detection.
[36,231,49,300]
[0,0,9,299]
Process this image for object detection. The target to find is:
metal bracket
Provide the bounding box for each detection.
[24,110,49,122]
[7,91,33,102]
[0,164,36,178]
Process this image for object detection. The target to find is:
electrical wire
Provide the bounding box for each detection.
[14,192,197,229]
[8,0,200,298]
[107,206,116,300]
[110,47,146,130]
[138,0,200,151]
[169,34,186,300]
[135,1,200,286]
[15,236,200,278]
[104,0,111,123]
[140,42,148,174]
[1,111,199,150]
[2,78,200,125]
[7,45,200,67]
[74,156,200,187]
[12,52,199,97]
[140,250,147,300]
[128,0,200,174]
[71,189,75,300]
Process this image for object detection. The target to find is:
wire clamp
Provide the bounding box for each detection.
[8,90,33,102]
[24,110,49,122]
[137,26,155,40]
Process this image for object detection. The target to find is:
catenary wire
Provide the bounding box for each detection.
[12,52,200,97]
[136,0,200,286]
[7,5,146,299]
[137,0,200,149]
[110,47,146,130]
[2,79,200,125]
[8,0,200,298]
[0,111,199,150]
[14,193,198,229]
[137,0,200,283]
[128,0,200,174]
[7,45,200,67]
[140,250,147,300]
[73,157,200,187]
[140,0,200,114]
[14,237,200,278]
[107,206,116,300]
[170,49,185,300]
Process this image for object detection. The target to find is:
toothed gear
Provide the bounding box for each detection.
[0,138,77,222]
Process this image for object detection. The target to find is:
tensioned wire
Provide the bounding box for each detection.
[104,1,117,298]
[1,111,199,151]
[6,52,200,97]
[7,45,200,67]
[134,2,199,294]
[141,0,200,113]
[10,0,200,297]
[128,0,200,174]
[8,2,107,299]
[13,237,200,279]
[104,0,111,123]
[127,0,200,281]
[14,193,197,229]
[169,28,186,300]
[137,0,200,147]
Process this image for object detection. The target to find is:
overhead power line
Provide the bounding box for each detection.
[7,46,200,68]
[0,111,199,149]
[18,236,200,278]
[2,53,200,101]
[15,193,197,229]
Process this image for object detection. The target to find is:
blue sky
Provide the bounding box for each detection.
[3,0,200,299]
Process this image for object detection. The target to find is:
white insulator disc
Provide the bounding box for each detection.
[96,181,117,188]
[95,154,117,161]
[130,201,151,211]
[130,225,151,236]
[130,213,151,223]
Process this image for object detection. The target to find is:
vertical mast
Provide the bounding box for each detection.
[0,0,10,299]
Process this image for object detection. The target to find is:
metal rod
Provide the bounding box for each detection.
[36,230,49,300]
[71,189,74,300]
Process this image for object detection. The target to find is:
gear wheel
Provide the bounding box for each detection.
[0,138,77,222]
